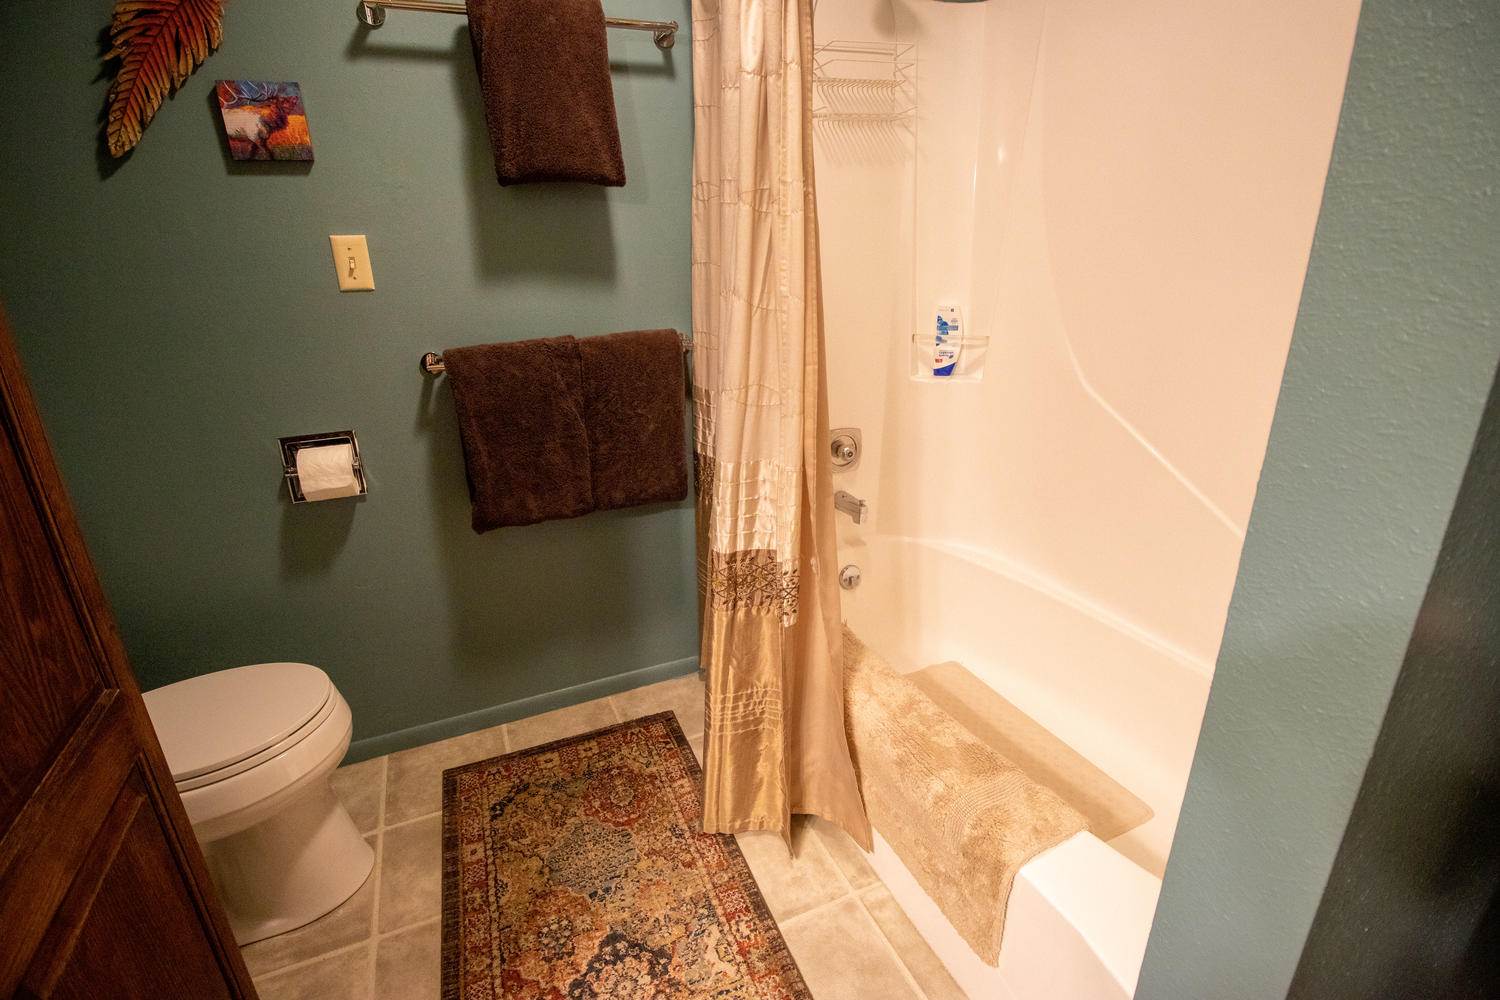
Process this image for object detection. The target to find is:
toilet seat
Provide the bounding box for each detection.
[145,663,356,843]
[145,662,334,788]
[174,688,354,843]
[175,692,339,791]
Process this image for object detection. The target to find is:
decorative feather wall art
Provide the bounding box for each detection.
[103,0,226,158]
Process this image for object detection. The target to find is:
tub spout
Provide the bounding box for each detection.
[834,490,868,525]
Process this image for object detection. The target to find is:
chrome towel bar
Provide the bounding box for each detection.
[421,336,692,375]
[356,1,680,50]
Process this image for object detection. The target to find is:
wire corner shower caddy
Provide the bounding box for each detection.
[812,39,917,129]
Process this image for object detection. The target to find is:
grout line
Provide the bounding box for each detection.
[375,756,389,830]
[775,885,856,927]
[366,830,384,993]
[255,937,371,982]
[376,755,393,841]
[854,889,932,1000]
[810,823,859,897]
[367,758,389,994]
[377,916,441,942]
[383,809,441,833]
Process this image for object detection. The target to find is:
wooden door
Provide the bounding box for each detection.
[0,309,257,999]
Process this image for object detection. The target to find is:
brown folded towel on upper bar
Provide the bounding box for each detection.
[578,330,688,510]
[443,337,595,531]
[467,0,627,186]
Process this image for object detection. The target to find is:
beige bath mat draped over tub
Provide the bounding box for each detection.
[843,629,1089,964]
[689,0,872,848]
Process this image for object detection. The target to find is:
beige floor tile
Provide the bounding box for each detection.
[610,673,705,736]
[861,885,969,1000]
[734,819,848,921]
[808,815,880,890]
[780,897,923,1000]
[504,697,620,753]
[383,725,506,826]
[687,728,704,764]
[379,815,442,933]
[331,756,387,835]
[254,944,372,1000]
[375,919,441,1000]
[241,859,378,977]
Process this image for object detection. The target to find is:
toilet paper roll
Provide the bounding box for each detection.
[295,443,360,501]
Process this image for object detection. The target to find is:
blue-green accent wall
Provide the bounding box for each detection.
[1138,1,1500,996]
[0,0,698,758]
[1289,368,1500,999]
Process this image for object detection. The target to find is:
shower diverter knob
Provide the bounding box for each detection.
[830,428,861,470]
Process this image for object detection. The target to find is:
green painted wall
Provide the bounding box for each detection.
[0,0,698,758]
[1138,1,1500,996]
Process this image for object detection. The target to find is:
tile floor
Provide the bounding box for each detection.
[245,674,966,1000]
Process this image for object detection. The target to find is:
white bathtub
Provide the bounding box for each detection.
[841,534,1212,999]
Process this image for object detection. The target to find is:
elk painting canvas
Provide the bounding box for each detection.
[216,81,314,161]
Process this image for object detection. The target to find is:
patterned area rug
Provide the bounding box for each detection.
[442,711,812,999]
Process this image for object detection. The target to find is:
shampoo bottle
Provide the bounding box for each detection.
[933,304,963,377]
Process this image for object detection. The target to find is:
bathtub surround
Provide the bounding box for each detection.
[1138,1,1500,997]
[467,0,626,186]
[843,630,1086,964]
[816,0,1364,894]
[690,0,870,847]
[0,0,695,756]
[812,0,1365,993]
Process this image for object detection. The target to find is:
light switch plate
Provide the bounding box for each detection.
[329,235,374,292]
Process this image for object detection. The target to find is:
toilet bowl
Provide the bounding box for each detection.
[144,663,375,945]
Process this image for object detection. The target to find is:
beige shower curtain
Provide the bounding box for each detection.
[690,0,872,849]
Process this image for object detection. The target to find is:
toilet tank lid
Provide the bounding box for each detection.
[143,663,334,783]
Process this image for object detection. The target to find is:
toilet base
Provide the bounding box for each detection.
[202,778,374,945]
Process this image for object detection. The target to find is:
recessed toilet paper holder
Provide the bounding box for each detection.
[278,430,368,504]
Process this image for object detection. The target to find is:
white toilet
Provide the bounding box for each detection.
[144,662,374,945]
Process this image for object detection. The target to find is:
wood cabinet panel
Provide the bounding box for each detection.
[0,416,103,831]
[37,769,235,1000]
[0,307,256,998]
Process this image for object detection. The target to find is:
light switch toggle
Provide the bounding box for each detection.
[330,235,374,292]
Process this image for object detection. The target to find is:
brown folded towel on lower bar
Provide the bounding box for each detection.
[578,330,689,510]
[467,0,626,186]
[444,331,687,532]
[443,337,595,531]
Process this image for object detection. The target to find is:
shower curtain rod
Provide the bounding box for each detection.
[355,1,679,49]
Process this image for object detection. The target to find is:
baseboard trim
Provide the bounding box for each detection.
[344,655,700,764]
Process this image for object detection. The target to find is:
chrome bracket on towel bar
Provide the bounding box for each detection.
[421,336,693,376]
[355,1,680,50]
